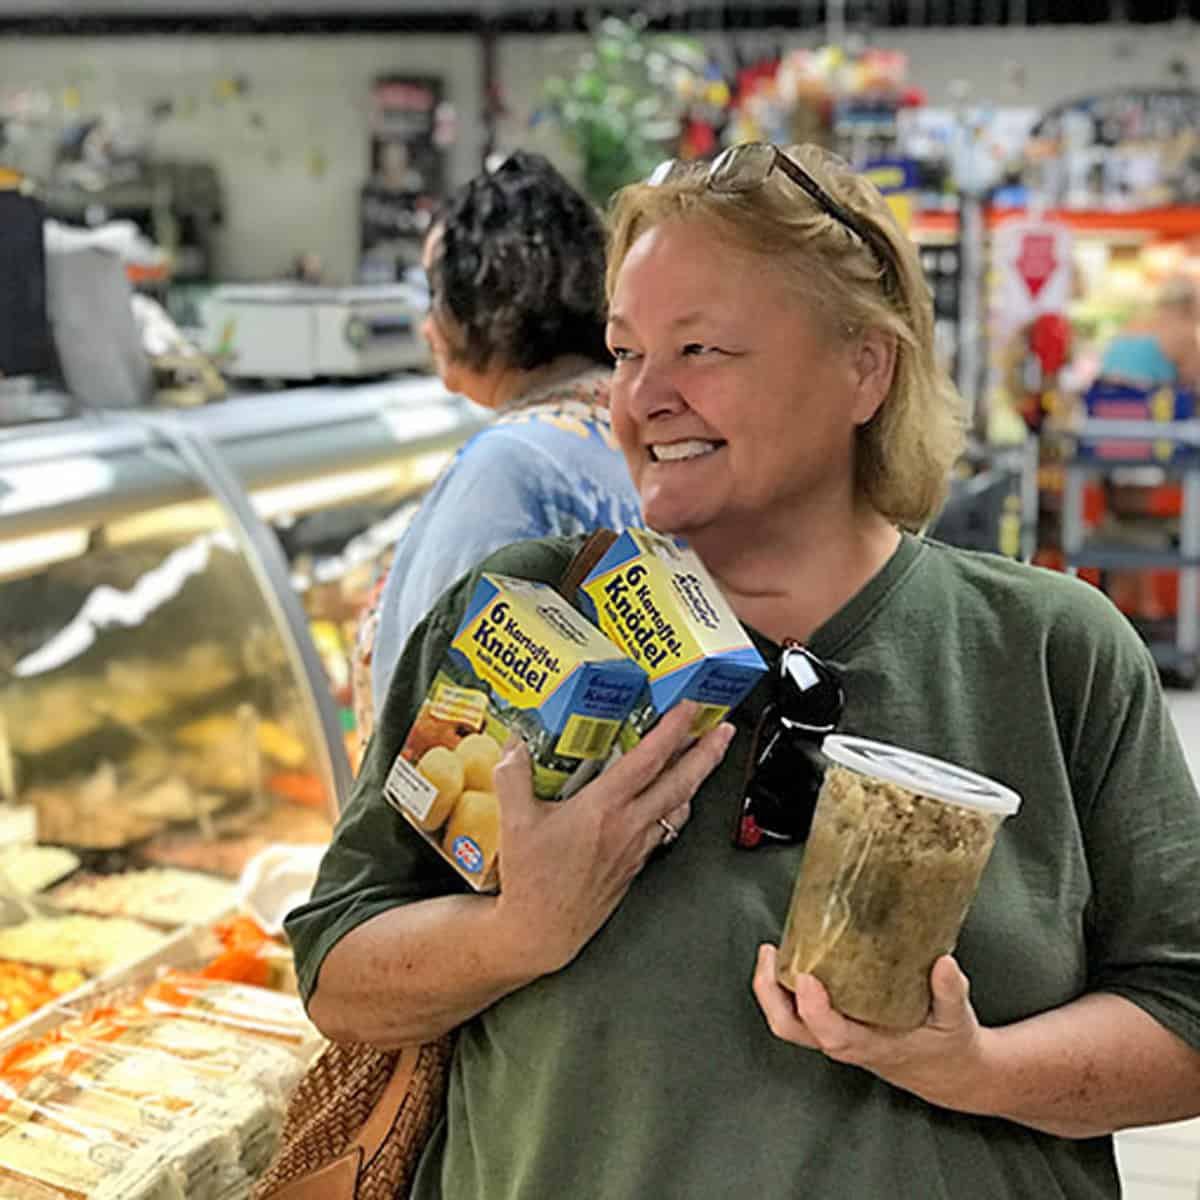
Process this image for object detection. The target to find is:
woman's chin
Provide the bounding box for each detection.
[639,497,712,539]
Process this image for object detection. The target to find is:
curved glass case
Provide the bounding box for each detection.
[0,382,482,886]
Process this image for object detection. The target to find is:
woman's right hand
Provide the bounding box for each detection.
[491,701,735,976]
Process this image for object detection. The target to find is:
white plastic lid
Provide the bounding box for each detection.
[821,734,1021,817]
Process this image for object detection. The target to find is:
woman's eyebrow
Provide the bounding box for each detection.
[607,310,716,332]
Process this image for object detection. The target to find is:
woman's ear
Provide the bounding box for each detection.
[850,328,897,425]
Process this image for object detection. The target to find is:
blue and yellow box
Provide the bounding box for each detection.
[1080,380,1197,463]
[576,528,767,746]
[384,573,647,891]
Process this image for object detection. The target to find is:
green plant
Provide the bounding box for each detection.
[533,16,707,208]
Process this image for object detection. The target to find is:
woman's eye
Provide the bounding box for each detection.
[610,346,638,363]
[682,342,720,357]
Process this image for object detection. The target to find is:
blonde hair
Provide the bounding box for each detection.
[606,144,965,531]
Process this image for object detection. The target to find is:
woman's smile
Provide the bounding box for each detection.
[648,439,727,463]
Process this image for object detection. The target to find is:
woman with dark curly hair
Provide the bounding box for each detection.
[366,151,641,715]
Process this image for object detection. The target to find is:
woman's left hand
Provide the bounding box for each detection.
[752,944,986,1110]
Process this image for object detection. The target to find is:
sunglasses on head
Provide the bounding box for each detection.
[648,142,895,291]
[734,640,845,850]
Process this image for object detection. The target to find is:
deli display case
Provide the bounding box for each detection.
[0,379,483,1011]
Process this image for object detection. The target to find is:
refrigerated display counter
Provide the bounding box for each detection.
[0,379,485,896]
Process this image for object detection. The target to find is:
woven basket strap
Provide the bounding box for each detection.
[556,528,618,600]
[351,1045,422,1165]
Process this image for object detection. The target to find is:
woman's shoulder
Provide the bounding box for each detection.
[494,369,616,435]
[918,537,1151,672]
[416,536,593,630]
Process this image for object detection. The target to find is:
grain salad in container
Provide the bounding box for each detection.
[776,734,1020,1029]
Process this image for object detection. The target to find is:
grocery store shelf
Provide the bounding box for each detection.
[1060,423,1200,684]
[1065,547,1200,570]
[913,206,1200,242]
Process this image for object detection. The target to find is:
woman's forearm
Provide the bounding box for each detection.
[306,896,541,1048]
[965,992,1200,1138]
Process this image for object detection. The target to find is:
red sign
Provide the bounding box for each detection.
[1015,232,1058,300]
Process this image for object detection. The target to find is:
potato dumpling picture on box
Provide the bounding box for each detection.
[413,746,465,831]
[454,732,502,792]
[443,789,500,881]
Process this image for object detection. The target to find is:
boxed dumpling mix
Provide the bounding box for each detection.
[383,573,647,892]
[577,528,768,744]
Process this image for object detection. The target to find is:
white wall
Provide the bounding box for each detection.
[4,23,1198,280]
[0,34,483,281]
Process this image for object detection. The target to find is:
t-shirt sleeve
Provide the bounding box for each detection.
[286,536,579,1008]
[1065,613,1200,1049]
[370,431,567,715]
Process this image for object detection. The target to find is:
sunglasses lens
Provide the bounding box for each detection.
[738,733,826,848]
[708,143,774,194]
[778,647,844,732]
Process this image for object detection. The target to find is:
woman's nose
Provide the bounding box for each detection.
[626,357,687,422]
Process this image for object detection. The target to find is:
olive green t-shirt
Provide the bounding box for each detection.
[287,533,1200,1200]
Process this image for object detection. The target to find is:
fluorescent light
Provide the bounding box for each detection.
[0,528,89,580]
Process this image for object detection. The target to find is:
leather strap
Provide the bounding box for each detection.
[556,528,618,600]
[264,1148,363,1200]
[352,1045,422,1165]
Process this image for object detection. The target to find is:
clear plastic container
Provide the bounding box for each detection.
[776,735,1021,1029]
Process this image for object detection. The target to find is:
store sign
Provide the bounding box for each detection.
[1014,232,1057,299]
[993,218,1073,339]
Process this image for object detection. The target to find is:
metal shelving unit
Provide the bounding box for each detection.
[1061,418,1200,684]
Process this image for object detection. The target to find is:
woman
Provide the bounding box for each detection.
[289,144,1200,1198]
[366,150,642,715]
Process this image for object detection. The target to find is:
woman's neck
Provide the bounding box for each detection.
[481,354,599,411]
[694,504,901,646]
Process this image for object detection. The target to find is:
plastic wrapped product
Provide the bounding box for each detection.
[0,1034,253,1198]
[53,1004,309,1106]
[137,972,323,1059]
[0,1095,184,1200]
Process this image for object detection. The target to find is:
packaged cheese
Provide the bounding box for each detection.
[0,1031,274,1189]
[577,528,768,742]
[54,1003,310,1104]
[383,573,647,891]
[0,1075,186,1200]
[137,972,321,1058]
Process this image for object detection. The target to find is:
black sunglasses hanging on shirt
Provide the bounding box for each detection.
[733,641,845,849]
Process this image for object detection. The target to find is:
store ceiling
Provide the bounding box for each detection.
[0,0,1197,28]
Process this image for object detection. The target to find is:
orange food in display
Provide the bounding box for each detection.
[0,961,86,1029]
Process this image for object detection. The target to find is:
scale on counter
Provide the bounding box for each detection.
[206,283,430,381]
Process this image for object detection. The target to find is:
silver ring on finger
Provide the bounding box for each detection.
[657,816,680,845]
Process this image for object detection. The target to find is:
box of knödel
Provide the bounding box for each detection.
[577,528,767,745]
[383,572,648,891]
